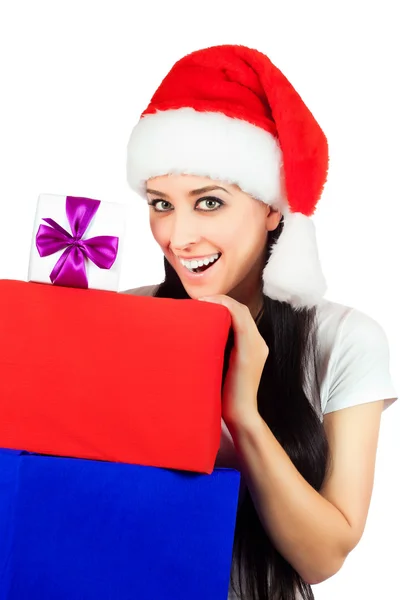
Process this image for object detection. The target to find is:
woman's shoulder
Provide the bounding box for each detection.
[315,297,388,349]
[315,298,397,414]
[120,283,160,297]
[314,297,371,363]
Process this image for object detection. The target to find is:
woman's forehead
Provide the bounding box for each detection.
[146,174,241,194]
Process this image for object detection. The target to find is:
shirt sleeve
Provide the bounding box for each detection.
[324,308,398,415]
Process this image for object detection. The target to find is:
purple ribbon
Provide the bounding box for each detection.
[35,196,119,288]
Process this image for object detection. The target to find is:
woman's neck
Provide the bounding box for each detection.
[254,301,265,325]
[229,276,264,322]
[246,292,264,323]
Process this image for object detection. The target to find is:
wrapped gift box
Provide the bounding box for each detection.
[0,279,231,474]
[0,449,240,600]
[28,194,127,291]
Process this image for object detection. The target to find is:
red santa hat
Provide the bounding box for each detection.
[126,44,329,310]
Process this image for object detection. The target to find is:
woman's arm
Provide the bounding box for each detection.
[228,399,385,585]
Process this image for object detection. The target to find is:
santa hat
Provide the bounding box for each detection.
[126,44,329,310]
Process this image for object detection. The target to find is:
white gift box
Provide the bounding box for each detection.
[28,194,127,292]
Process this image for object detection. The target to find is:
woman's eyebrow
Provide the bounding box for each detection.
[146,185,232,198]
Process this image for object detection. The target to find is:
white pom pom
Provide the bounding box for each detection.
[262,212,327,310]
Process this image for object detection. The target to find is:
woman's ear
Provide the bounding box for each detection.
[265,206,282,232]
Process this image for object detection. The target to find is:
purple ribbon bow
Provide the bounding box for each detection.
[35,196,119,288]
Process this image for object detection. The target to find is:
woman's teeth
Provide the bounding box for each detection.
[179,253,221,272]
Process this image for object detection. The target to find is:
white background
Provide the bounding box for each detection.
[0,1,398,597]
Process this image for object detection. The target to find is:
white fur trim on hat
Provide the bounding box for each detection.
[263,212,327,310]
[126,107,286,211]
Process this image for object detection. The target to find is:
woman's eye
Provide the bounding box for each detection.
[148,199,171,212]
[199,198,223,211]
[148,197,224,213]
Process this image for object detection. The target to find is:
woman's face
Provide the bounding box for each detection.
[146,174,281,304]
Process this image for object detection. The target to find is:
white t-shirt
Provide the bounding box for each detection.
[123,285,398,599]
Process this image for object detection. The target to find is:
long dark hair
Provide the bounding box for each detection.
[154,216,331,600]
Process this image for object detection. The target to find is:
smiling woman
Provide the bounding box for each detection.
[123,44,398,600]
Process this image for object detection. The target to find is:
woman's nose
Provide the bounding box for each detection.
[169,220,202,251]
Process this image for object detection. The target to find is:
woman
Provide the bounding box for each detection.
[123,45,398,600]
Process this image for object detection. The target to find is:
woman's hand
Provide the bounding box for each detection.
[197,295,269,429]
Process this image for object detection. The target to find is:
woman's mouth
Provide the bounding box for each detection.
[179,253,222,280]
